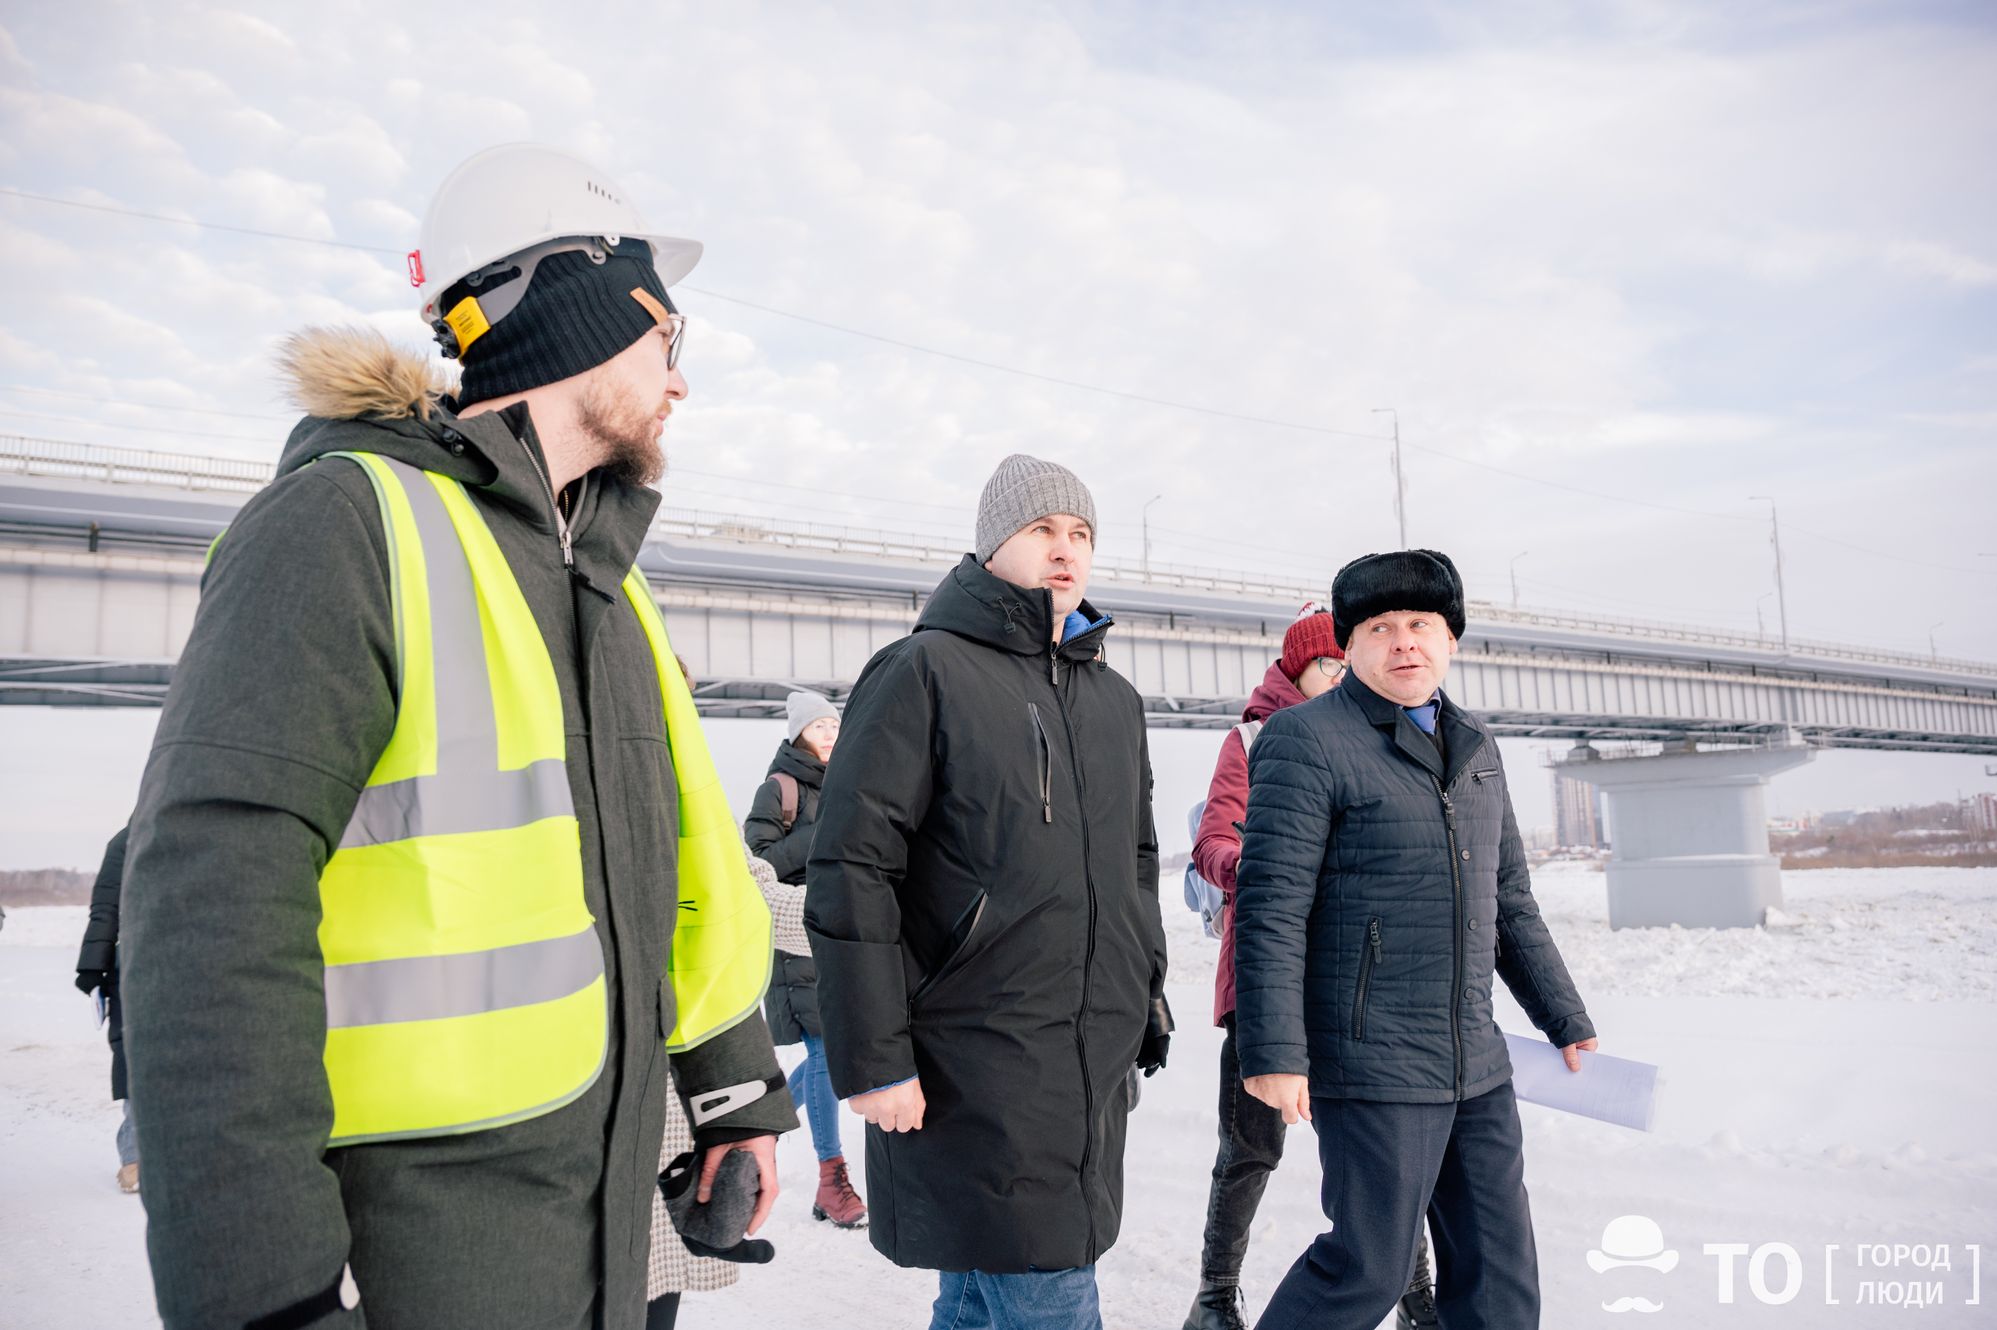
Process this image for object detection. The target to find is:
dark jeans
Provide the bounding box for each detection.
[1199,1015,1289,1284]
[1256,1082,1537,1330]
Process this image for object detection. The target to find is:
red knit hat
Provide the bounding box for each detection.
[1280,602,1343,681]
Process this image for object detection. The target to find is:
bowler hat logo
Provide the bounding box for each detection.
[1588,1215,1677,1314]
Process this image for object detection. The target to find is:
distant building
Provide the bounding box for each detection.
[1551,770,1606,850]
[1967,792,1997,837]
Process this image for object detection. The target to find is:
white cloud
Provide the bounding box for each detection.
[0,0,1989,658]
[348,196,420,237]
[1885,240,1997,288]
[193,7,301,65]
[295,115,410,191]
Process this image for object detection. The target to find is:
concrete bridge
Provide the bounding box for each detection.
[6,436,1994,929]
[5,436,1993,750]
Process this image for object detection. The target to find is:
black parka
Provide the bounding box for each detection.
[74,825,130,1100]
[746,741,825,1044]
[805,556,1165,1273]
[1234,672,1594,1102]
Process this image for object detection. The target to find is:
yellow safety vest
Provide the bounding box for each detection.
[313,452,770,1145]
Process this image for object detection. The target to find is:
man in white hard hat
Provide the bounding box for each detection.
[122,144,796,1330]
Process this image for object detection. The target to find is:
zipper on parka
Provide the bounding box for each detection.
[1027,703,1054,823]
[1050,642,1100,1259]
[1437,781,1465,1097]
[1354,917,1383,1041]
[515,432,574,568]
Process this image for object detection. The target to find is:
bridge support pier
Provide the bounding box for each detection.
[1558,738,1814,930]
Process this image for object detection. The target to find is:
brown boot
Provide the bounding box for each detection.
[812,1155,867,1229]
[117,1163,140,1194]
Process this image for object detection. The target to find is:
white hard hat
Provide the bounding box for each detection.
[409,143,702,324]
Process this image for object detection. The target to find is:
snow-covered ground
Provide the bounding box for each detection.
[4,864,1995,1327]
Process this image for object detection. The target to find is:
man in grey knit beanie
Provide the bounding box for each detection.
[969,453,1101,645]
[805,447,1170,1321]
[974,454,1098,565]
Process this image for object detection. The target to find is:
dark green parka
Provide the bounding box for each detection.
[121,330,794,1330]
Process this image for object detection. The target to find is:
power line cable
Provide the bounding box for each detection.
[0,187,398,254]
[669,465,971,513]
[1770,522,1994,577]
[0,383,293,422]
[676,284,1394,443]
[7,186,1992,577]
[0,407,271,444]
[662,485,969,536]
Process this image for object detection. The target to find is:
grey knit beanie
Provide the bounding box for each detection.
[974,454,1098,564]
[785,690,838,743]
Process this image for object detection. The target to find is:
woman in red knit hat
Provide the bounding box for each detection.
[1180,606,1438,1330]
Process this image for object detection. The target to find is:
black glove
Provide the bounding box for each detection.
[1137,994,1175,1077]
[76,934,116,994]
[659,1149,775,1264]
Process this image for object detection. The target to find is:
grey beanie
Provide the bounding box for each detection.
[974,454,1098,564]
[785,690,838,743]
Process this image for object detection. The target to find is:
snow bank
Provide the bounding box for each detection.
[1529,862,1997,1002]
[6,866,1995,1328]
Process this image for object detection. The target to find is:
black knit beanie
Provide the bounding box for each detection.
[449,239,677,406]
[1331,549,1467,648]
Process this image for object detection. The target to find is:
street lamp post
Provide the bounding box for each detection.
[1141,493,1163,581]
[1510,550,1529,610]
[1930,621,1945,662]
[1748,496,1791,654]
[1756,592,1776,642]
[1372,407,1405,549]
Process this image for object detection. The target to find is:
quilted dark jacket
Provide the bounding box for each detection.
[1233,671,1594,1102]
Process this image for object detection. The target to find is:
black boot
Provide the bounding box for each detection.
[1182,1280,1249,1330]
[1395,1283,1439,1329]
[1396,1234,1441,1329]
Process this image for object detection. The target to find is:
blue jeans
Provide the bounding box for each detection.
[930,1267,1101,1330]
[116,1099,139,1167]
[787,1034,843,1162]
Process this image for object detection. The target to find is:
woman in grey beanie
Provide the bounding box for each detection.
[743,691,867,1230]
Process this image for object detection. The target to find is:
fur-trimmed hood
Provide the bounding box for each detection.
[277,326,454,424]
[266,324,663,595]
[268,324,515,505]
[269,325,490,493]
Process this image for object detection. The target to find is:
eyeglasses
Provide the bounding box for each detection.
[1316,657,1346,679]
[661,314,687,371]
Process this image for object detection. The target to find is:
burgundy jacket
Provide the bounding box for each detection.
[1193,658,1308,1026]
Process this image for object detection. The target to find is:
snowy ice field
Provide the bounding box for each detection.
[4,864,1995,1328]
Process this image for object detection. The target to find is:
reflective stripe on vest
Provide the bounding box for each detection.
[318,452,604,1146]
[622,567,774,1051]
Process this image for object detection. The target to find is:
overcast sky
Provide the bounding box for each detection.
[2,2,1994,866]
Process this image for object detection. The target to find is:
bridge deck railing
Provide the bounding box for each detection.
[7,433,1993,681]
[0,434,271,493]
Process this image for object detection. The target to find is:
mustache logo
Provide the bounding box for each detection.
[1602,1296,1665,1314]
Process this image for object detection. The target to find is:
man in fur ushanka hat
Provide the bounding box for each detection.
[1234,548,1599,1329]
